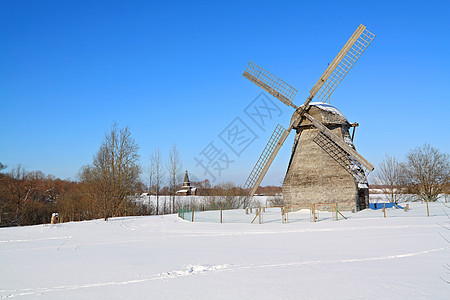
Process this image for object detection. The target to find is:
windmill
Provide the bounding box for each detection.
[243,24,375,211]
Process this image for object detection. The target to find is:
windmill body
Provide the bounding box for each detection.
[242,24,375,211]
[283,103,369,211]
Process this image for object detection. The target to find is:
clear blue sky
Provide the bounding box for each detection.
[1,0,449,186]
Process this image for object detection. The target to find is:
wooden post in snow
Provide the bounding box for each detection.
[258,206,262,224]
[383,203,386,218]
[191,208,194,222]
[220,205,223,224]
[426,200,430,217]
[251,210,259,224]
[337,209,347,220]
[287,207,289,223]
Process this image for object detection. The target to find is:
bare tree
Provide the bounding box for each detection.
[79,122,141,220]
[145,160,154,213]
[269,195,284,206]
[166,144,182,213]
[2,166,56,226]
[6,165,30,225]
[150,147,164,215]
[218,182,243,209]
[146,164,154,195]
[403,144,449,202]
[375,154,406,203]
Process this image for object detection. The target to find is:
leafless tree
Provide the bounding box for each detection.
[217,182,243,209]
[146,163,154,195]
[145,159,154,213]
[403,144,449,202]
[269,195,284,206]
[7,165,34,225]
[79,122,141,220]
[166,144,182,213]
[151,147,164,215]
[374,154,406,203]
[1,166,57,226]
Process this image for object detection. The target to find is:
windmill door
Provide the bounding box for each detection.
[358,189,368,210]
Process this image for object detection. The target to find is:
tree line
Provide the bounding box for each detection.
[0,123,280,227]
[374,144,449,203]
[0,123,181,226]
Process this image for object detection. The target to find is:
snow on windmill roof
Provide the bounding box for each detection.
[295,102,349,127]
[309,102,347,120]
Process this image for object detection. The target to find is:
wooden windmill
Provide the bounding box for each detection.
[243,24,375,211]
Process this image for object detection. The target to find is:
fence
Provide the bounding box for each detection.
[178,203,348,224]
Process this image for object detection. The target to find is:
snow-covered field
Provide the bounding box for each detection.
[1,201,449,299]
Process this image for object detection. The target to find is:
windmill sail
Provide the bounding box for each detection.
[293,25,375,129]
[304,113,374,172]
[313,25,375,103]
[313,131,368,182]
[244,124,291,196]
[243,61,298,109]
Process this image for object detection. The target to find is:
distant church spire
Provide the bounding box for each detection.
[176,170,197,195]
[183,170,190,186]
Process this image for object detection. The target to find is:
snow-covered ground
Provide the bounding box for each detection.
[1,201,449,299]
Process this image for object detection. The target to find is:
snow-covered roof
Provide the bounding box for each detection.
[309,102,347,120]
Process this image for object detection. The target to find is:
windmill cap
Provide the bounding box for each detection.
[293,102,350,127]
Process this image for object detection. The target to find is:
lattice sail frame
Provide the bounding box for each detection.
[243,124,286,191]
[315,28,375,103]
[244,61,298,107]
[312,131,368,183]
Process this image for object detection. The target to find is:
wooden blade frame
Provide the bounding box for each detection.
[294,24,375,127]
[313,131,368,183]
[304,113,374,172]
[244,124,292,197]
[314,25,375,103]
[243,61,298,109]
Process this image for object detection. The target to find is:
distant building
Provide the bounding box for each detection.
[176,170,197,196]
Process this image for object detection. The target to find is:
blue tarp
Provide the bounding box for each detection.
[369,203,404,210]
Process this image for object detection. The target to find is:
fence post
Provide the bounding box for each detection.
[258,207,262,224]
[192,208,194,222]
[426,200,430,217]
[383,203,386,218]
[220,205,223,224]
[286,207,288,223]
